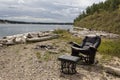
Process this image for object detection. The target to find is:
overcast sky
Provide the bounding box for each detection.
[0,0,106,22]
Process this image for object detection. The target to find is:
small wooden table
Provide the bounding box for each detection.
[58,55,80,74]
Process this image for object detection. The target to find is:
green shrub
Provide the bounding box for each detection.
[99,39,120,58]
[53,29,82,43]
[53,29,68,34]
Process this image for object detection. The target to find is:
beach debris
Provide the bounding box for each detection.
[2,39,15,46]
[0,31,59,46]
[26,34,59,43]
[34,44,56,50]
[70,27,120,39]
[0,44,3,47]
[103,65,120,77]
[14,36,27,44]
[34,44,59,54]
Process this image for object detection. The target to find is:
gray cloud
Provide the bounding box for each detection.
[0,0,105,22]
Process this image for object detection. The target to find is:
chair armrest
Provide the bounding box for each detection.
[71,46,89,51]
[89,45,97,51]
[70,42,82,48]
[71,46,81,50]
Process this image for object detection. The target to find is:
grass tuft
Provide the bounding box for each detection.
[35,52,41,59]
[99,39,120,58]
[53,29,82,43]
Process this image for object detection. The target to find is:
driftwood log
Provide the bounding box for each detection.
[2,39,15,46]
[103,65,120,77]
[26,34,59,42]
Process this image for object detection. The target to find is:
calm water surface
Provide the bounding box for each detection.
[0,24,73,38]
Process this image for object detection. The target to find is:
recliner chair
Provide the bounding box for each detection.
[71,35,101,64]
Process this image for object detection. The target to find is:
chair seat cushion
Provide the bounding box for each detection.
[58,55,80,63]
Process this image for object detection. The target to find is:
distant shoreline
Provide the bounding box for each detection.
[0,24,73,38]
[0,19,73,25]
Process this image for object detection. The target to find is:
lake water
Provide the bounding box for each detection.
[0,24,73,38]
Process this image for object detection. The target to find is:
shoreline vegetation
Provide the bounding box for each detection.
[74,0,120,35]
[0,19,73,25]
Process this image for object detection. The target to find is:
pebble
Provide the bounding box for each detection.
[0,44,2,47]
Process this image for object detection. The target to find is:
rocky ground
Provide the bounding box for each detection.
[0,38,120,80]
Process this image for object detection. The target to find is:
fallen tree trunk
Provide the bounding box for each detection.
[26,34,59,43]
[103,65,120,77]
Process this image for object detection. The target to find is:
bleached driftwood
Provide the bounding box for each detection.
[26,34,59,42]
[2,39,15,46]
[14,36,27,44]
[0,31,58,46]
[103,65,120,77]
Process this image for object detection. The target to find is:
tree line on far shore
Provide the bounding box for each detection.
[0,19,73,25]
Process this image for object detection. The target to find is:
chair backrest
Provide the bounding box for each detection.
[83,35,101,49]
